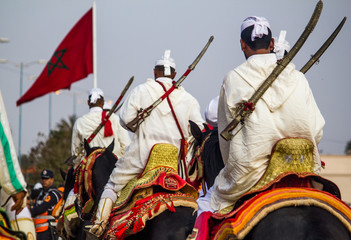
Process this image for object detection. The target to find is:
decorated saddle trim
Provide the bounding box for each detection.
[115,170,195,210]
[0,208,26,240]
[106,192,198,239]
[218,138,317,215]
[74,147,117,214]
[188,131,212,192]
[74,148,104,201]
[0,227,24,240]
[63,204,78,222]
[115,143,197,210]
[213,188,351,240]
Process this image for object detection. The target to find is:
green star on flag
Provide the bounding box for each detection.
[47,49,69,76]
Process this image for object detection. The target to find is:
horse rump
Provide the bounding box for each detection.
[246,206,351,240]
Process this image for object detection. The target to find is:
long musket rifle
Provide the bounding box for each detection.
[126,36,214,133]
[300,16,346,73]
[65,76,134,165]
[220,0,323,141]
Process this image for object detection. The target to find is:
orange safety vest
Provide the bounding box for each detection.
[34,211,59,233]
[32,187,62,233]
[33,212,52,232]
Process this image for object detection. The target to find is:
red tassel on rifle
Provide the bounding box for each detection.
[321,160,326,169]
[102,111,113,137]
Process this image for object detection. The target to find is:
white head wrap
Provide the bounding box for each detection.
[205,96,219,127]
[241,16,271,42]
[89,88,104,104]
[274,30,291,60]
[155,49,176,76]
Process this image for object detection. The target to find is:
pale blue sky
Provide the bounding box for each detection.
[0,0,350,157]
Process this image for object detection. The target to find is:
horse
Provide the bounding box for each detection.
[187,121,224,191]
[188,121,351,240]
[59,139,118,240]
[61,140,198,240]
[102,143,198,240]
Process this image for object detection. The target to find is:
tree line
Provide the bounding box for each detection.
[21,116,75,188]
[20,115,351,188]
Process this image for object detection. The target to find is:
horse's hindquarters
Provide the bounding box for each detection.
[246,206,351,240]
[210,188,351,240]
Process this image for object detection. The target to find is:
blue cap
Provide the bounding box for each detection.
[41,169,54,179]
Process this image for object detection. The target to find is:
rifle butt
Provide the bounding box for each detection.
[220,117,241,141]
[126,117,140,133]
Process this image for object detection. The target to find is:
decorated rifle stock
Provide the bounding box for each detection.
[220,1,323,141]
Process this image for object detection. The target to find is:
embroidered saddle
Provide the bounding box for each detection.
[106,143,198,239]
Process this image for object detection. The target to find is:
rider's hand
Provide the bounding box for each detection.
[89,198,113,236]
[11,190,27,214]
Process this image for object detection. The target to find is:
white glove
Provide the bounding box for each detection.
[88,197,113,237]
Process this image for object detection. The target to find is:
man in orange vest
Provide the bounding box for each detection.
[30,169,61,240]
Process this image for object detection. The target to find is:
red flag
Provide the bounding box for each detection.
[17,8,93,106]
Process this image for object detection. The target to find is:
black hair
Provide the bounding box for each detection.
[88,95,104,103]
[154,65,175,75]
[241,25,272,51]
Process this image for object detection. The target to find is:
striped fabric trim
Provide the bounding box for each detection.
[107,192,198,238]
[0,121,22,192]
[214,188,351,240]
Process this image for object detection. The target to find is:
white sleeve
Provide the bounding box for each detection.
[71,121,81,155]
[114,116,131,156]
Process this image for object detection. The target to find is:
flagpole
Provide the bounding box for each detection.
[93,1,97,88]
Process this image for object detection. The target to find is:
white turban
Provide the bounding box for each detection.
[89,88,104,104]
[155,49,176,76]
[274,30,291,60]
[241,16,271,42]
[205,96,219,127]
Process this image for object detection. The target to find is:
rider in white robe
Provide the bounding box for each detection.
[104,76,204,198]
[71,88,131,167]
[90,50,204,236]
[212,16,325,212]
[65,88,131,218]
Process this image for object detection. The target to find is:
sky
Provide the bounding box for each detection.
[0,0,350,159]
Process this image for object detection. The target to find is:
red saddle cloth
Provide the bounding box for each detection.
[188,187,351,240]
[104,144,199,239]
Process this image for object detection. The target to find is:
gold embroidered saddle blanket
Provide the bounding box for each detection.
[220,138,340,214]
[106,143,198,239]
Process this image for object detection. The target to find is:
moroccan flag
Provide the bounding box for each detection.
[16,8,93,106]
